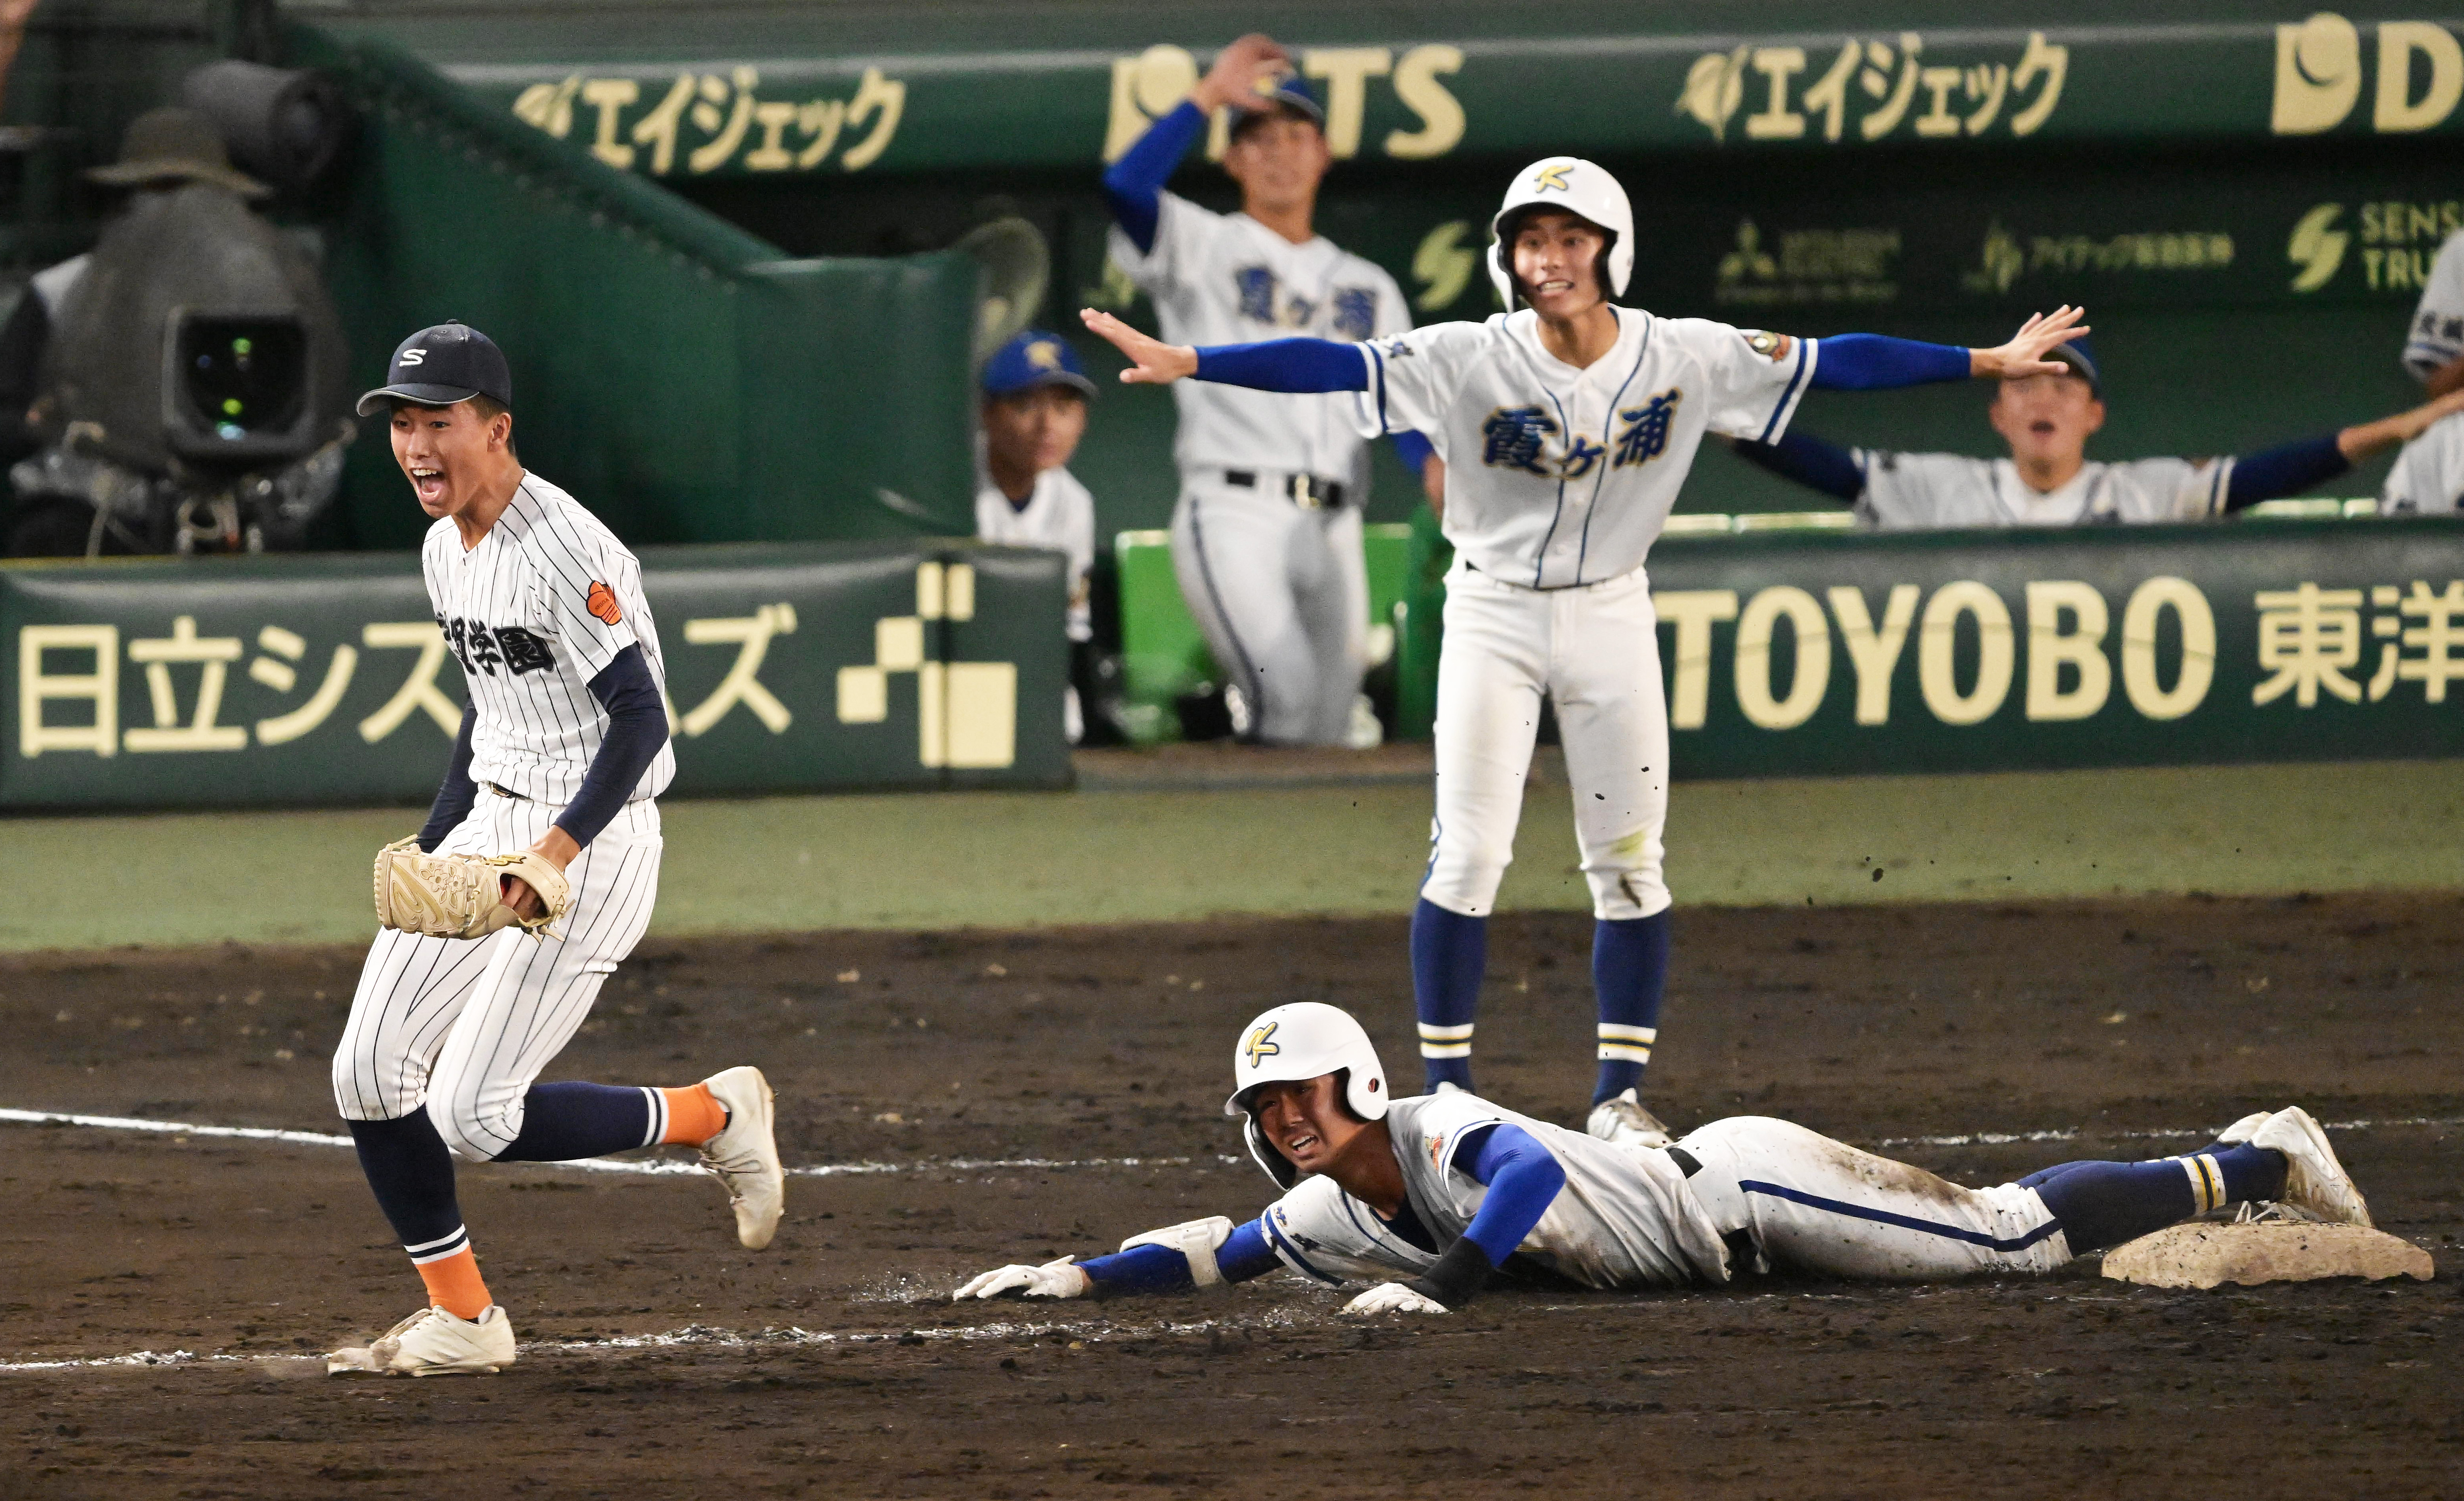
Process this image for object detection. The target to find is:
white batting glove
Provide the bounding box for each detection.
[1342,1282,1450,1316]
[952,1256,1092,1302]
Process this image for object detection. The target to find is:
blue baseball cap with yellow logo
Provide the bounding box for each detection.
[981,330,1097,400]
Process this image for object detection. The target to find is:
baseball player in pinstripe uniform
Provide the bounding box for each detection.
[1083,157,2088,1149]
[325,323,784,1378]
[955,1004,2374,1315]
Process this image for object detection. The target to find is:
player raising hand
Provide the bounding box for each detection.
[1082,156,2086,1147]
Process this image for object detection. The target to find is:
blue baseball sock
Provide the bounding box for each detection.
[493,1081,657,1162]
[2025,1145,2287,1254]
[348,1110,465,1254]
[1411,897,1485,1092]
[1592,910,1670,1106]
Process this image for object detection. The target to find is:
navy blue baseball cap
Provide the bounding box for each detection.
[356,322,513,417]
[2048,333,2100,393]
[982,330,1097,400]
[1230,74,1325,133]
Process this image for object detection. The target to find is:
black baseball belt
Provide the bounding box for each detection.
[1222,468,1348,510]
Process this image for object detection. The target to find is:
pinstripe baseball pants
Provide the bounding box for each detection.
[331,788,662,1161]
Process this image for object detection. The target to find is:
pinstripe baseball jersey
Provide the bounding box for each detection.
[421,474,675,806]
[1851,450,2233,529]
[1354,307,1816,588]
[1259,1090,1729,1291]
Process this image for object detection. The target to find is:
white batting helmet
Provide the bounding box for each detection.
[1487,155,1634,309]
[1225,1003,1391,1188]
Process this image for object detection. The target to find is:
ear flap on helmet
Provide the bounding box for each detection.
[1243,1114,1300,1190]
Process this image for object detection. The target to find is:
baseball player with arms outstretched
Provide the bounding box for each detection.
[955,1003,2372,1314]
[1082,157,2087,1147]
[325,323,784,1378]
[1102,33,1437,747]
[1731,335,2464,528]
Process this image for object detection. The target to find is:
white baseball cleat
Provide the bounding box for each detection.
[1586,1088,1673,1149]
[699,1065,785,1250]
[2213,1112,2269,1146]
[327,1304,516,1377]
[2247,1106,2373,1228]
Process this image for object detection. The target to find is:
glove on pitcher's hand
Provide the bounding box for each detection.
[374,837,571,940]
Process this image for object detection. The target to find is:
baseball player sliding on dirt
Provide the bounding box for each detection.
[324,323,784,1377]
[1082,157,2091,1149]
[956,1003,2372,1312]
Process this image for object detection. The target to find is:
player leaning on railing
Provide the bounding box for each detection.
[1080,155,2091,1152]
[956,1004,2370,1312]
[1727,334,2464,528]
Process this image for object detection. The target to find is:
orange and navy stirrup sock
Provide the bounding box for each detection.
[412,1243,493,1321]
[349,1112,484,1311]
[654,1082,728,1146]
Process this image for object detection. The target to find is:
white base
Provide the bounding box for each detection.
[2102,1222,2434,1289]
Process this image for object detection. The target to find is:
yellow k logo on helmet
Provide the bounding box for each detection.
[1487,155,1635,310]
[1243,1020,1281,1068]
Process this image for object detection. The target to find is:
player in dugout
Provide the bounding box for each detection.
[1729,334,2464,528]
[975,328,1102,744]
[2381,227,2464,516]
[1102,34,1437,749]
[954,1003,2376,1314]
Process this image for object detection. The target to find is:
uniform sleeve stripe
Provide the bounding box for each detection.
[1434,1115,1510,1180]
[1760,337,1813,444]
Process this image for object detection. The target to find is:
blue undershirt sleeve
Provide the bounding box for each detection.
[1391,428,1437,478]
[1079,1218,1280,1294]
[1731,429,1867,503]
[1456,1124,1568,1266]
[553,644,668,848]
[1807,333,1973,391]
[1100,100,1207,256]
[414,701,479,852]
[1192,338,1372,392]
[2224,432,2350,512]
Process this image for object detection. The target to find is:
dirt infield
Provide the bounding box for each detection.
[4,895,2459,1499]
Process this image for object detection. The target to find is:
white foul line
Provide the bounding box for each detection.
[6,1105,2454,1177]
[0,1107,1231,1179]
[0,1316,1278,1375]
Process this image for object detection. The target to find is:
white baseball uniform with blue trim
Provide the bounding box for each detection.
[332,476,672,1161]
[1853,451,2234,529]
[2403,229,2464,383]
[1351,308,1815,921]
[1258,1091,2071,1289]
[2382,409,2464,515]
[1109,194,1412,744]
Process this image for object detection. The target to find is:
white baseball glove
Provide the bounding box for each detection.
[1342,1282,1450,1316]
[952,1256,1091,1301]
